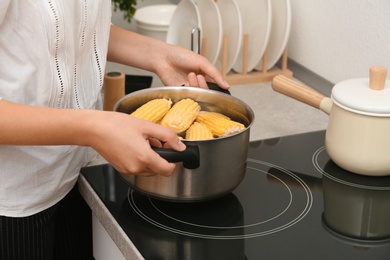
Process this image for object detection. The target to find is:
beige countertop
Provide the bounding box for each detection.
[79,73,329,259]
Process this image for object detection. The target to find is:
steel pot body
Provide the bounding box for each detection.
[325,103,390,176]
[114,87,254,201]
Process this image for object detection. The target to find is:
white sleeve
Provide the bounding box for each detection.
[0,0,11,25]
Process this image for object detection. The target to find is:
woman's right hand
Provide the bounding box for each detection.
[85,111,186,177]
[0,99,183,176]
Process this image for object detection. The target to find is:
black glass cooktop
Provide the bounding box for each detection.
[81,130,390,259]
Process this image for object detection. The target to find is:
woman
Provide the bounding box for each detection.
[0,1,229,259]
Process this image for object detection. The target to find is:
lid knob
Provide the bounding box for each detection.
[369,66,387,90]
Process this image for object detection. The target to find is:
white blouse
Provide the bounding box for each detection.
[0,0,111,217]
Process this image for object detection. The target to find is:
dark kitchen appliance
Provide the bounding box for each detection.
[125,74,153,94]
[81,130,390,259]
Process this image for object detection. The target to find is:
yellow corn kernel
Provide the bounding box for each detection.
[161,98,201,133]
[185,122,214,140]
[196,111,245,137]
[130,98,172,123]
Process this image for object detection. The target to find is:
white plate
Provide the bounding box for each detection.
[255,0,292,71]
[134,4,177,27]
[215,0,243,73]
[232,0,272,73]
[194,0,222,65]
[166,0,202,53]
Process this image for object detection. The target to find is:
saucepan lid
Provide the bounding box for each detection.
[331,66,390,116]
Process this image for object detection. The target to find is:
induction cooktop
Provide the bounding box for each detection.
[81,130,390,259]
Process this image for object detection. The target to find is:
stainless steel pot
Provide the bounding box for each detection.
[272,66,390,176]
[114,86,254,202]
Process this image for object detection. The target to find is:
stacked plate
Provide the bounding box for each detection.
[166,0,292,73]
[134,5,177,42]
[166,0,203,55]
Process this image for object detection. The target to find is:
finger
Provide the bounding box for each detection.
[143,123,186,152]
[125,139,177,176]
[197,60,230,89]
[196,75,208,89]
[188,72,199,87]
[149,137,162,148]
[145,151,177,176]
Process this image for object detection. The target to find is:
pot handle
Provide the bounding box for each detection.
[272,75,333,115]
[207,82,231,95]
[181,82,231,95]
[152,144,200,169]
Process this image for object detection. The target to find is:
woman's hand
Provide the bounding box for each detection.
[153,44,230,89]
[0,99,185,177]
[107,25,230,90]
[86,111,186,177]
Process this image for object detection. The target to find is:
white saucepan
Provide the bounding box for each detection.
[272,66,390,176]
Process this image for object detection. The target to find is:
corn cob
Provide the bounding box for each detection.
[185,122,214,140]
[202,111,230,121]
[161,98,201,133]
[196,111,245,137]
[130,98,172,123]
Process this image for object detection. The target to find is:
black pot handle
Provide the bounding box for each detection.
[151,82,227,169]
[207,82,231,95]
[183,82,231,95]
[152,144,200,169]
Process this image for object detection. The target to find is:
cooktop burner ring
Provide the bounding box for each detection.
[127,158,313,240]
[146,166,292,230]
[144,160,297,230]
[313,146,390,190]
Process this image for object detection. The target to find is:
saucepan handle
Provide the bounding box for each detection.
[153,144,200,169]
[272,75,332,115]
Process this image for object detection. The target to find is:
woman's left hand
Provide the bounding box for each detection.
[154,44,230,89]
[107,25,229,90]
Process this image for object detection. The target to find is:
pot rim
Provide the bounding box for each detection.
[114,86,256,130]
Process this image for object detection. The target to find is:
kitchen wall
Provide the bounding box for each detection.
[288,0,390,84]
[111,0,390,85]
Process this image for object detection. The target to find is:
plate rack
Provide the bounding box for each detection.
[201,33,293,85]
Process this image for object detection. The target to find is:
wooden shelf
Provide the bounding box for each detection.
[226,67,293,85]
[204,33,293,85]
